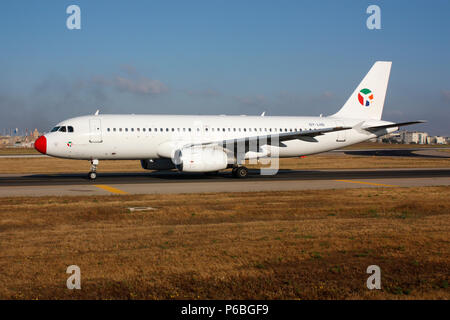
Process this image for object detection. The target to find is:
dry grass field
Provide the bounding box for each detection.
[0,153,449,174]
[0,186,448,299]
[0,148,39,155]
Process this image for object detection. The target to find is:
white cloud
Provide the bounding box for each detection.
[114,76,168,95]
[234,95,267,106]
[91,71,168,96]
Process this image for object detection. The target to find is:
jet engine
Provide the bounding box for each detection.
[172,147,228,172]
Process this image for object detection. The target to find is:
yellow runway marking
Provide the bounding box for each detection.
[94,185,129,194]
[334,180,399,187]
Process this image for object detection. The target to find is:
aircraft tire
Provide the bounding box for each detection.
[88,171,97,180]
[234,166,248,179]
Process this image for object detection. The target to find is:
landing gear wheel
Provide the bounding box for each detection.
[88,159,99,180]
[233,166,248,178]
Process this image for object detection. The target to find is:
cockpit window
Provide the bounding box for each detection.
[59,126,67,132]
[51,126,60,132]
[68,126,74,133]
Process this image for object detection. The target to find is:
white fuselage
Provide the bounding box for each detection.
[42,114,394,161]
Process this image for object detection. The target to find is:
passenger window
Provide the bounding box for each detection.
[119,128,122,132]
[131,128,134,132]
[113,128,116,132]
[107,128,110,132]
[125,128,128,132]
[137,128,140,132]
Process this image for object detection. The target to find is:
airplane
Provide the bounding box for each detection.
[34,61,425,180]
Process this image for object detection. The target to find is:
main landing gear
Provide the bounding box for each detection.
[232,166,248,179]
[88,159,99,180]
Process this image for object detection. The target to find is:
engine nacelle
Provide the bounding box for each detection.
[173,147,228,172]
[140,158,176,170]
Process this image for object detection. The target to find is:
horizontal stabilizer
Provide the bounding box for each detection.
[363,120,426,132]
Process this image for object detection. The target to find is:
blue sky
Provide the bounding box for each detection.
[0,0,449,135]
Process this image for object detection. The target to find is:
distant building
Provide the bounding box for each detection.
[427,136,447,144]
[32,129,40,139]
[400,131,429,144]
[375,132,401,143]
[0,137,11,146]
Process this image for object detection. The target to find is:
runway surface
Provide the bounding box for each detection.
[0,168,449,197]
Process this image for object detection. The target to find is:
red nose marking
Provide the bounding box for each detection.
[34,136,47,154]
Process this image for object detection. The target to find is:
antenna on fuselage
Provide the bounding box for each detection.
[94,110,100,116]
[261,111,266,116]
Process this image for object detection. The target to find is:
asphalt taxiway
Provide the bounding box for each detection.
[0,168,449,197]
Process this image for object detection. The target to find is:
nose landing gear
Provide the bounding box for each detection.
[88,159,99,180]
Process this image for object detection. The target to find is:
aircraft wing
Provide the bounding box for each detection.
[184,125,352,149]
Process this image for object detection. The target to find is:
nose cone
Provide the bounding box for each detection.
[34,136,47,154]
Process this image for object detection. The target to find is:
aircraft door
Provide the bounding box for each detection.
[89,118,103,143]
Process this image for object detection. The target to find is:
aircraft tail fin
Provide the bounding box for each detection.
[332,61,392,120]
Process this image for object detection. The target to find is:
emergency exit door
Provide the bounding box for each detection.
[89,119,103,143]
